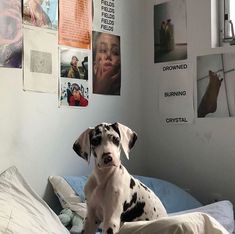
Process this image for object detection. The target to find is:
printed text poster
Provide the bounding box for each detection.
[59,0,92,49]
[93,0,121,35]
[0,0,22,68]
[23,25,58,93]
[158,63,194,124]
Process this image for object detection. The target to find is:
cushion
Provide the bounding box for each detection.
[134,175,202,213]
[170,200,234,233]
[50,175,202,213]
[0,166,69,234]
[49,175,87,218]
[118,212,228,234]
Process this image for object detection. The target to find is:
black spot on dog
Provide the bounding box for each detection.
[123,192,137,211]
[119,165,122,169]
[90,136,102,146]
[145,218,149,221]
[93,151,97,158]
[130,178,136,189]
[154,207,156,212]
[104,125,111,131]
[128,132,137,149]
[107,227,113,234]
[140,183,150,192]
[111,123,120,136]
[121,202,146,222]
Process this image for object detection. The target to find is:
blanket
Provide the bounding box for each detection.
[118,212,228,234]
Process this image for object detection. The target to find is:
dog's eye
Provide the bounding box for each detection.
[91,136,101,146]
[112,136,120,146]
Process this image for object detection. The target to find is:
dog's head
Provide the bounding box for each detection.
[73,122,137,169]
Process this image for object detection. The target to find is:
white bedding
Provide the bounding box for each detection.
[0,166,69,234]
[118,212,229,234]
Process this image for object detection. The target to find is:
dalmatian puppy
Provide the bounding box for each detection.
[73,122,167,234]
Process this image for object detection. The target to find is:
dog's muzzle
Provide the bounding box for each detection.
[102,153,113,165]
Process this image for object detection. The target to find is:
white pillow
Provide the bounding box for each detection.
[0,166,70,234]
[49,175,87,218]
[170,201,234,233]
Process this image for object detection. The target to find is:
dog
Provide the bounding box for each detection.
[73,122,167,234]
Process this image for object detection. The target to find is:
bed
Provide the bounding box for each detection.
[0,166,233,234]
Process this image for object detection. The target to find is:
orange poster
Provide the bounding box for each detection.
[59,0,91,49]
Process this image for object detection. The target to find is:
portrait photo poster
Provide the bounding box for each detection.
[59,47,89,108]
[0,0,22,68]
[23,25,58,93]
[92,31,121,96]
[59,0,92,49]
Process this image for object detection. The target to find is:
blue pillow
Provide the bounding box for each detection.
[63,175,202,213]
[134,175,202,213]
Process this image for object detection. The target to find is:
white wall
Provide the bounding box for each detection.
[141,0,235,207]
[0,0,145,210]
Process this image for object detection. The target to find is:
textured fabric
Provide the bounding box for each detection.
[171,200,234,233]
[0,166,69,234]
[118,212,228,234]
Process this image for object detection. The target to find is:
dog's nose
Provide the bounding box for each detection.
[104,156,112,164]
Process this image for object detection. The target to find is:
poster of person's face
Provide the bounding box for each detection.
[60,48,89,80]
[60,78,89,107]
[197,53,235,118]
[211,0,235,48]
[154,0,187,63]
[92,31,121,95]
[23,0,58,30]
[0,0,22,68]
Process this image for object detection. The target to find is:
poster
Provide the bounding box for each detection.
[23,25,58,93]
[158,63,194,124]
[154,0,187,63]
[59,0,92,49]
[0,0,22,68]
[93,0,121,35]
[59,48,89,107]
[197,53,235,118]
[92,31,121,95]
[23,0,58,30]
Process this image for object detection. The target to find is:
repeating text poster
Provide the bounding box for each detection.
[93,0,121,35]
[59,0,92,49]
[0,0,22,68]
[158,63,194,124]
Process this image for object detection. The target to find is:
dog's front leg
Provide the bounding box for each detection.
[102,193,123,234]
[81,208,99,234]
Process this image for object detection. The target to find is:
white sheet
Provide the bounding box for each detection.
[0,166,69,234]
[118,212,228,234]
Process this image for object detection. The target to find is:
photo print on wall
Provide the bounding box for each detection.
[0,0,22,68]
[154,0,187,63]
[23,0,58,30]
[59,47,89,108]
[197,53,235,118]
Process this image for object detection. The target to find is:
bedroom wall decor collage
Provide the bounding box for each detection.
[0,0,121,109]
[1,0,235,120]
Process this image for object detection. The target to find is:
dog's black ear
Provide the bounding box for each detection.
[112,122,137,159]
[73,127,94,162]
